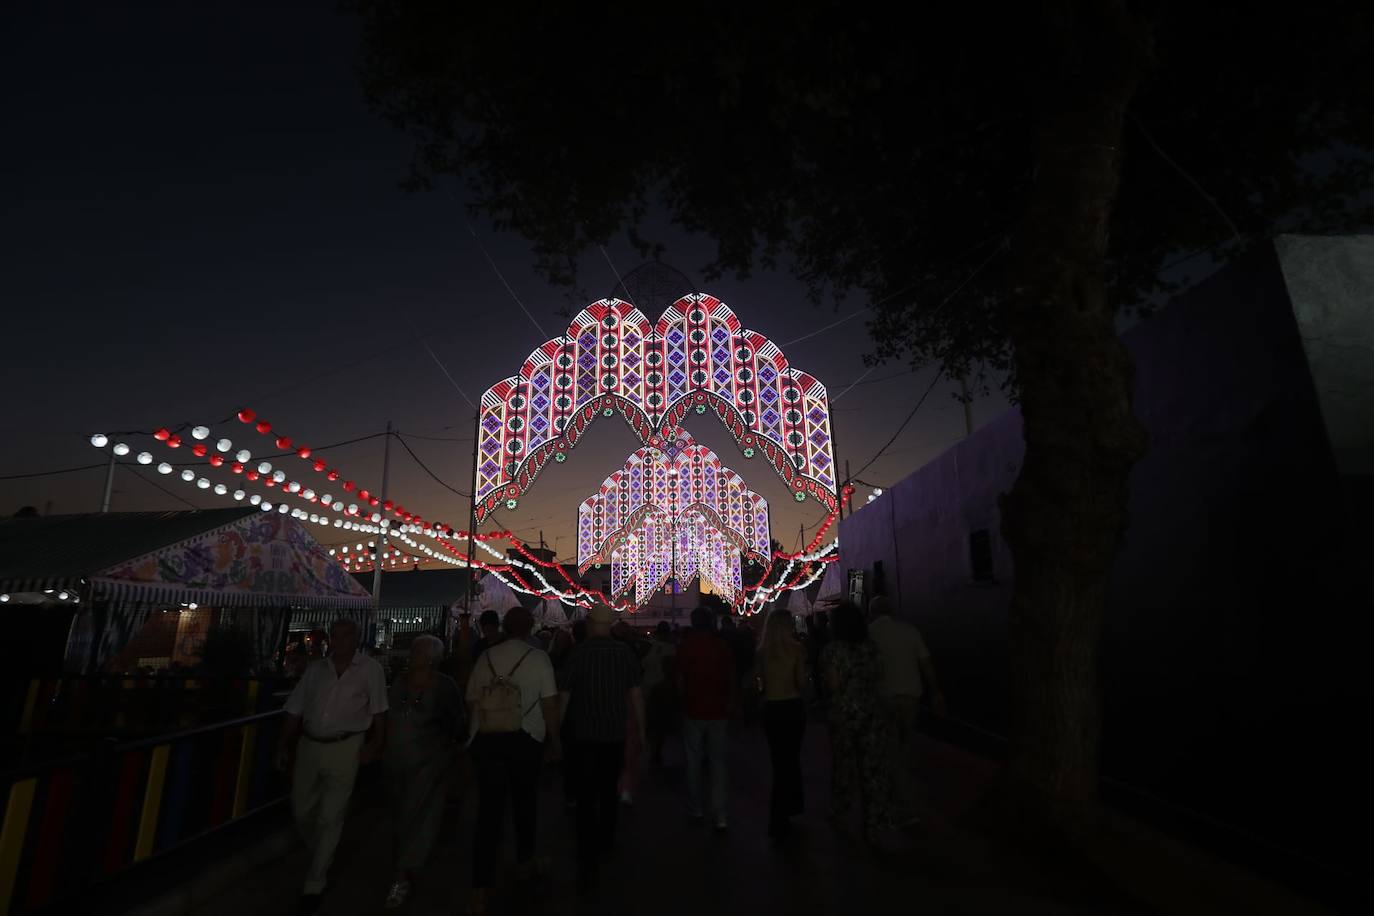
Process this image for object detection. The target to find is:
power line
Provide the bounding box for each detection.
[394,431,474,443]
[393,433,473,498]
[417,336,479,410]
[0,461,107,481]
[466,218,551,339]
[849,369,945,482]
[120,462,203,510]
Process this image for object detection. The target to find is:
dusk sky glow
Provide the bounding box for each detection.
[0,1,1005,562]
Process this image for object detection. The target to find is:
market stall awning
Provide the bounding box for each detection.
[0,510,373,608]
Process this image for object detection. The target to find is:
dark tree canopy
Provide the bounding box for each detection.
[352,0,1374,816]
[353,1,1373,389]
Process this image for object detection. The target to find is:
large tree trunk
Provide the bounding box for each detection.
[1000,0,1151,827]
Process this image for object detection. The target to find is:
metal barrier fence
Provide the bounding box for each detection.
[0,710,287,915]
[13,676,284,738]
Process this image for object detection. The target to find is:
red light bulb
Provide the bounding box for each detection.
[238,409,256,423]
[255,420,271,434]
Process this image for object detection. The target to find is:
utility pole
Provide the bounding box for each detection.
[464,408,480,614]
[842,459,851,519]
[371,421,392,645]
[959,375,975,438]
[100,451,116,513]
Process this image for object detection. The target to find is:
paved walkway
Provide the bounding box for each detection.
[183,716,1333,916]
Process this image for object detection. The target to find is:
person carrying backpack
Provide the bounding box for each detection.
[463,607,560,914]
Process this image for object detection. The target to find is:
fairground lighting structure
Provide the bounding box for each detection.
[578,429,768,607]
[86,294,845,615]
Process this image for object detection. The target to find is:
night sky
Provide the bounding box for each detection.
[1,1,1004,563]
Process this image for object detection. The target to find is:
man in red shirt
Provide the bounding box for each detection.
[676,606,736,830]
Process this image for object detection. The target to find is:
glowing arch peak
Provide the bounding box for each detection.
[577,428,769,573]
[474,294,836,522]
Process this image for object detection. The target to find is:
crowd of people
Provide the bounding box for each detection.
[273,596,944,914]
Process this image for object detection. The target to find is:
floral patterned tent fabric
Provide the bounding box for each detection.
[94,512,373,608]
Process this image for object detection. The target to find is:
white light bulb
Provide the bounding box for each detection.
[181,469,195,482]
[348,504,358,515]
[214,484,228,495]
[233,489,245,500]
[0,595,8,603]
[371,512,382,522]
[272,470,285,483]
[873,488,884,496]
[287,481,300,493]
[189,602,198,610]
[309,514,319,523]
[357,543,364,550]
[333,519,342,528]
[216,438,232,452]
[157,462,173,475]
[236,449,251,463]
[136,451,153,465]
[302,489,315,500]
[320,494,332,505]
[197,477,210,489]
[112,442,130,456]
[250,494,262,505]
[191,426,209,440]
[278,504,289,514]
[90,433,108,448]
[328,548,335,555]
[58,591,69,600]
[261,502,273,512]
[257,462,272,475]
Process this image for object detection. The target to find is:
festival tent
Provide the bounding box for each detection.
[814,559,843,607]
[529,597,570,630]
[473,572,521,617]
[0,509,372,674]
[786,586,814,618]
[348,568,471,641]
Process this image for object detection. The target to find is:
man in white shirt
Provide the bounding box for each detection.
[868,595,945,825]
[464,606,560,913]
[275,618,388,914]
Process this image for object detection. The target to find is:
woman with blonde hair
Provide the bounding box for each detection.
[757,607,809,838]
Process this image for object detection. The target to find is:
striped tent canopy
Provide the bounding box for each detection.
[0,509,372,608]
[815,559,843,607]
[473,572,521,617]
[785,585,814,618]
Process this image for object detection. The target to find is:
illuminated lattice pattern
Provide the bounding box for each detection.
[576,429,768,572]
[475,294,836,522]
[607,506,744,606]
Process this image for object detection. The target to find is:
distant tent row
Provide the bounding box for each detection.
[0,509,373,674]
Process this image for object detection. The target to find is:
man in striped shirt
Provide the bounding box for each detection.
[558,605,644,900]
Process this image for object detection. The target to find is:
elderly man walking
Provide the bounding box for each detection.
[275,618,388,914]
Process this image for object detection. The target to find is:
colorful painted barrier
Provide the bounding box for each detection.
[0,710,287,915]
[14,677,282,737]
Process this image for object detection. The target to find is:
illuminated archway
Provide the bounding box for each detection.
[474,294,837,521]
[576,428,768,571]
[608,506,745,606]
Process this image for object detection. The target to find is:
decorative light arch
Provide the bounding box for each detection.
[576,428,768,572]
[608,506,745,606]
[474,294,837,522]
